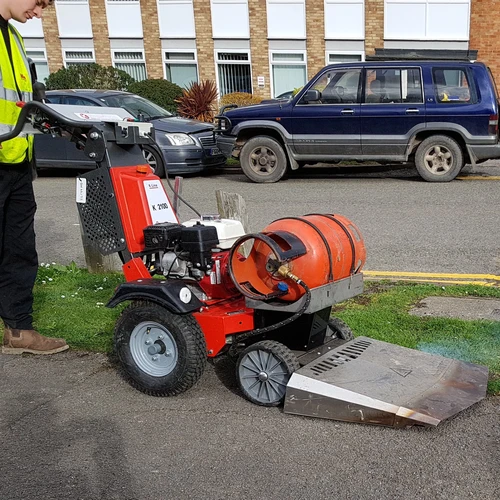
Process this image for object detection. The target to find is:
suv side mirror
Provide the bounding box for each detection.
[301,89,321,104]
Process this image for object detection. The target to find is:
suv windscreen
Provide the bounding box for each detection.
[308,69,361,104]
[364,68,423,104]
[99,94,172,120]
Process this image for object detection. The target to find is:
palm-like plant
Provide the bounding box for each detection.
[176,80,218,122]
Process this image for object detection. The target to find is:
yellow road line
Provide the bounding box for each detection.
[457,176,500,180]
[363,270,500,280]
[363,270,500,286]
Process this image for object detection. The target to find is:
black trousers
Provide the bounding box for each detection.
[0,162,38,330]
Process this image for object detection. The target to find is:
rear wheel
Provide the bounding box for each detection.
[114,301,206,396]
[142,145,166,178]
[415,135,463,182]
[236,340,299,406]
[240,136,288,183]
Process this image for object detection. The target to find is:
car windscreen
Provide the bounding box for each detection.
[99,94,172,120]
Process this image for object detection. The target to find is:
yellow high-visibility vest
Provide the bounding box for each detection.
[0,24,33,164]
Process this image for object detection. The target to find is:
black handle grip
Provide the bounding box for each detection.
[0,101,99,143]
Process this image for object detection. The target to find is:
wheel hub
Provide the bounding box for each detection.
[258,371,269,382]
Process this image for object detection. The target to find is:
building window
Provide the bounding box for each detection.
[271,52,307,98]
[105,0,143,38]
[164,52,198,88]
[385,0,470,40]
[211,0,250,38]
[216,52,252,96]
[328,53,364,64]
[158,0,196,38]
[56,0,93,38]
[26,50,50,83]
[113,51,147,82]
[64,50,95,67]
[267,0,306,38]
[325,0,365,39]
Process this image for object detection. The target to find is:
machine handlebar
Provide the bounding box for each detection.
[0,101,105,144]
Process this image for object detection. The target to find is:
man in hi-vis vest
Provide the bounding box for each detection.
[0,0,68,354]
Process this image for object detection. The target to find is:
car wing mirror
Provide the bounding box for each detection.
[28,57,46,102]
[301,89,321,104]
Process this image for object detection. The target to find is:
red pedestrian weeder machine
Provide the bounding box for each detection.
[2,102,489,428]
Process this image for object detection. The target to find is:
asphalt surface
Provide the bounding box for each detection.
[34,160,500,275]
[1,161,499,499]
[0,351,498,500]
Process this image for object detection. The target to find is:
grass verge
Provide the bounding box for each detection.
[1,265,499,394]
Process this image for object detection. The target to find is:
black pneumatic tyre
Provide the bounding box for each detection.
[326,318,354,341]
[415,135,464,182]
[142,145,166,178]
[236,340,299,406]
[240,136,288,183]
[114,301,206,397]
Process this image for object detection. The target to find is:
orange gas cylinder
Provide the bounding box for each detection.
[229,214,365,302]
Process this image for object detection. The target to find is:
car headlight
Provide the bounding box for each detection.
[164,133,195,146]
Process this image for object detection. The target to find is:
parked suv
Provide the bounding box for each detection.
[215,60,500,183]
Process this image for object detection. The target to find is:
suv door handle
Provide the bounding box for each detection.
[341,109,355,115]
[405,108,420,114]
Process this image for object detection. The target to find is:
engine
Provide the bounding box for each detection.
[143,217,245,282]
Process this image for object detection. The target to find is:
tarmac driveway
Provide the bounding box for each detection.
[0,351,498,500]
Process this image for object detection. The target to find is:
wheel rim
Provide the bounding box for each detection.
[248,146,278,177]
[129,321,178,377]
[423,145,453,176]
[142,149,158,174]
[239,349,289,404]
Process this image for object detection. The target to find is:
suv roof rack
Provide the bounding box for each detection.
[366,48,478,62]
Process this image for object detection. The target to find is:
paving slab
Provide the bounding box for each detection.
[410,296,500,321]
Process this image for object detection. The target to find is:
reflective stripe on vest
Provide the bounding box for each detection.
[0,24,33,164]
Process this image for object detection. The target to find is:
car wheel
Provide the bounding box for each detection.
[142,145,166,178]
[240,136,288,183]
[415,135,463,182]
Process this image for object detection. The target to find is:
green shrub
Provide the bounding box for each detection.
[127,79,184,114]
[45,64,135,91]
[219,92,262,109]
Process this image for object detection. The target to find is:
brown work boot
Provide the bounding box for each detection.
[2,327,69,355]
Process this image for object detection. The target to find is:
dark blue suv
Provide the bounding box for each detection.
[216,61,500,183]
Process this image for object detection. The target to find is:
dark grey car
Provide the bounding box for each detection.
[36,90,226,177]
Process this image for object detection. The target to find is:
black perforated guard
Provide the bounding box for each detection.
[228,231,306,301]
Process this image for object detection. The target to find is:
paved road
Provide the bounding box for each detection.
[34,161,500,275]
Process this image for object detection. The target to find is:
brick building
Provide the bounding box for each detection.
[15,0,500,99]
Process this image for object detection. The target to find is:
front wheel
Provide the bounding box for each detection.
[114,301,206,396]
[415,135,463,182]
[239,136,288,183]
[236,340,299,406]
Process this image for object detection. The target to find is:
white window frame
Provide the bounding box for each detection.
[384,0,471,41]
[326,51,365,65]
[269,50,307,98]
[112,50,147,81]
[215,50,253,97]
[63,50,96,67]
[56,0,93,39]
[266,0,306,39]
[26,49,50,82]
[163,50,199,87]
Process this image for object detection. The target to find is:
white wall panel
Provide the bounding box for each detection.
[11,19,44,38]
[211,1,250,38]
[158,0,196,38]
[385,1,470,40]
[106,1,143,38]
[267,1,306,39]
[56,2,93,38]
[427,3,469,39]
[325,1,364,39]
